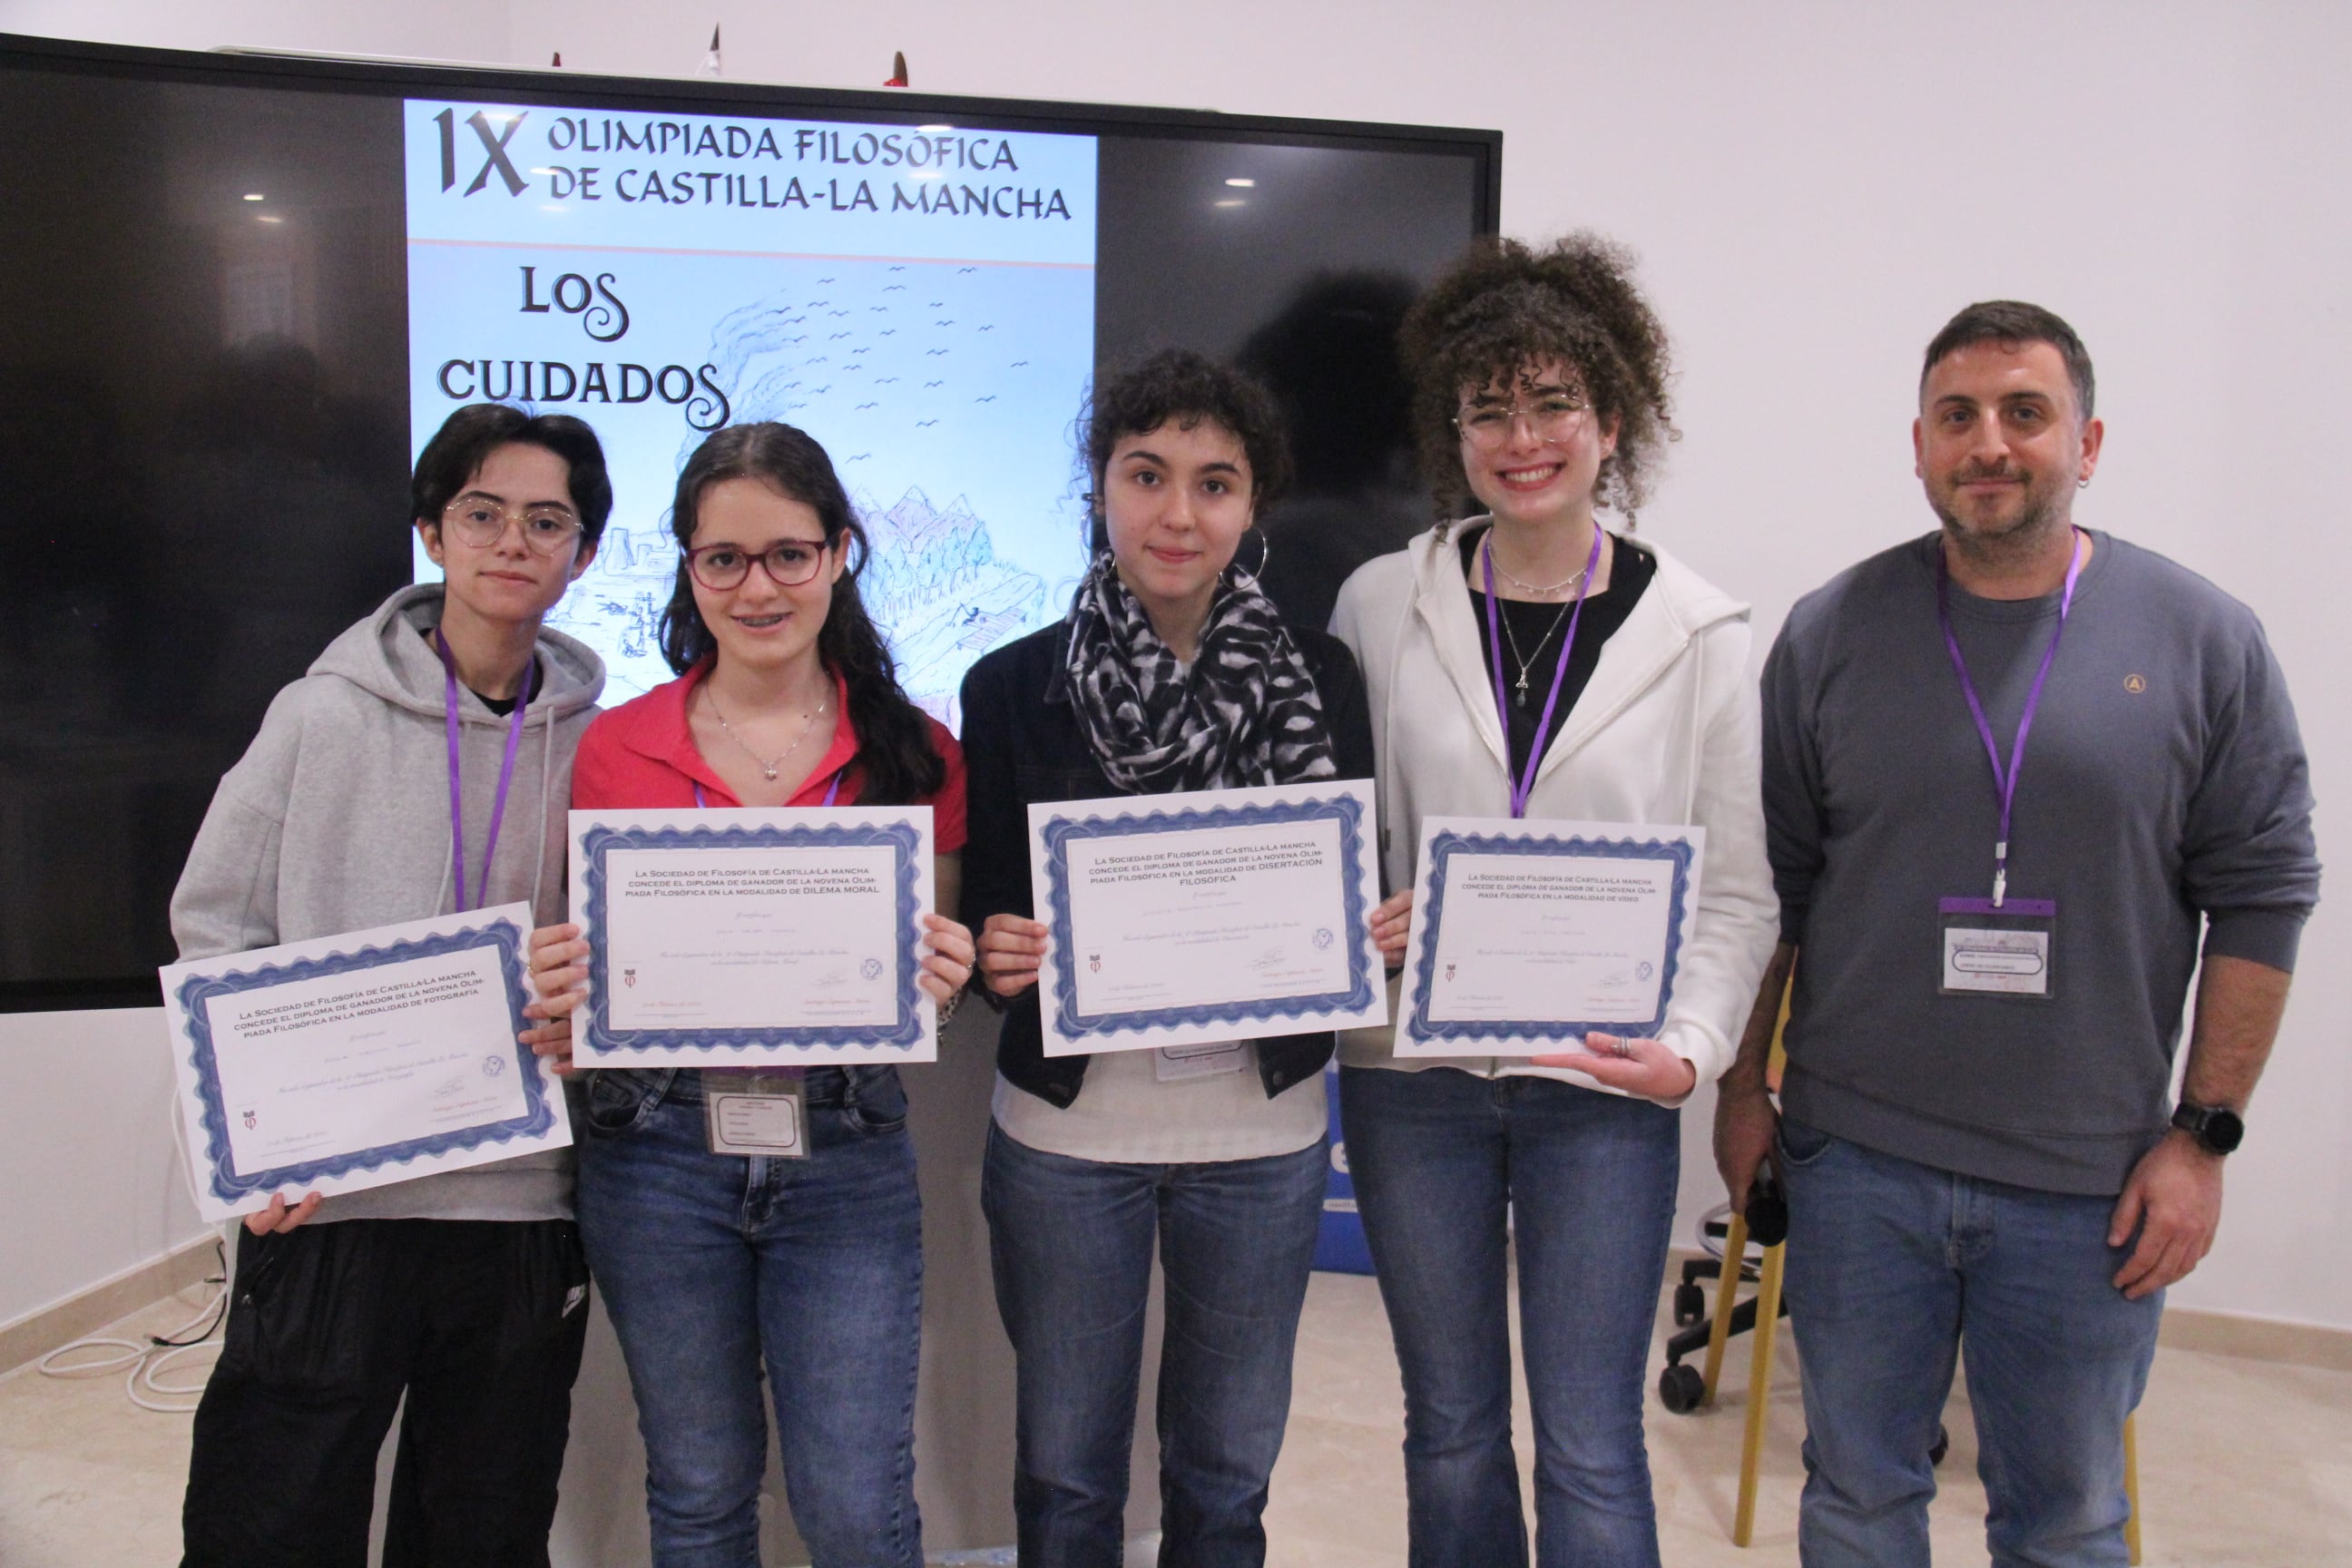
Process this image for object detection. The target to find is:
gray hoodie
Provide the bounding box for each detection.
[171,583,604,1222]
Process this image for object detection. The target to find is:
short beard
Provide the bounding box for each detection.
[1933,483,2071,570]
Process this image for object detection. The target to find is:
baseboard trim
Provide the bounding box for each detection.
[0,1233,224,1377]
[2155,1306,2352,1373]
[1666,1244,2352,1373]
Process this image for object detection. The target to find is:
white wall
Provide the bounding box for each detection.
[0,1008,207,1328]
[6,0,2347,1396]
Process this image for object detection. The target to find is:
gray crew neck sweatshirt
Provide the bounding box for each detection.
[1761,531,2318,1195]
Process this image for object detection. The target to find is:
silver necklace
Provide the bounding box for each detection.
[1484,538,1590,707]
[706,684,828,782]
[1492,596,1578,710]
[1487,533,1594,597]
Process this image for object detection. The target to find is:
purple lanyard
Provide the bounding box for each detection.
[692,773,843,809]
[1483,524,1605,818]
[434,630,534,914]
[1934,528,2084,907]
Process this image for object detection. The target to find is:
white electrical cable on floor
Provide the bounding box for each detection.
[37,1094,230,1414]
[37,1268,227,1414]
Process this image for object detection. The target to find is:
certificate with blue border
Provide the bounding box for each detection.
[569,807,937,1066]
[1396,816,1705,1057]
[162,902,564,1223]
[1028,780,1387,1055]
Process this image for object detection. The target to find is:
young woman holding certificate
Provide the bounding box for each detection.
[961,350,1374,1565]
[172,404,611,1565]
[544,423,975,1568]
[1328,237,1779,1567]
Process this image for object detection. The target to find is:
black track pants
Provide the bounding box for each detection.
[180,1217,591,1568]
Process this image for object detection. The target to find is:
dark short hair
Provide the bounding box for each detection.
[1081,349,1292,553]
[1920,301,2096,421]
[411,404,614,545]
[655,423,946,806]
[1398,233,1675,523]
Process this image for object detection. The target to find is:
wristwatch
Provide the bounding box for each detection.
[2171,1102,2245,1156]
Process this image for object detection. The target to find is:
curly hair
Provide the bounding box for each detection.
[656,423,946,807]
[1397,233,1676,523]
[1079,348,1292,553]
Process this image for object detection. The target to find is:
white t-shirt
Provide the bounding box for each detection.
[990,1042,1327,1164]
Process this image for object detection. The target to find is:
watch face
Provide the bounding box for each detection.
[2205,1109,2246,1153]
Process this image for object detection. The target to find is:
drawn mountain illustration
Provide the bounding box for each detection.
[856,485,1047,721]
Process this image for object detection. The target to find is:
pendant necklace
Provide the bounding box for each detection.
[707,683,828,782]
[1485,537,1589,707]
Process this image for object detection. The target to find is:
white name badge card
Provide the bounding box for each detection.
[1029,780,1388,1056]
[1938,896,2057,999]
[1396,817,1704,1057]
[162,903,566,1223]
[570,807,937,1067]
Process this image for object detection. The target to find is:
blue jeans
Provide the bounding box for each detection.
[1778,1116,2161,1568]
[1339,1065,1679,1568]
[981,1122,1327,1568]
[576,1068,923,1568]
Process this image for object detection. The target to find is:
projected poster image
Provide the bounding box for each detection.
[403,101,1099,719]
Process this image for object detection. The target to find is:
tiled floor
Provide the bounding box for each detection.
[5,1271,2351,1565]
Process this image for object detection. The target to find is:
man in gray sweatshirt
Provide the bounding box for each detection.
[1716,301,2318,1567]
[173,404,609,1567]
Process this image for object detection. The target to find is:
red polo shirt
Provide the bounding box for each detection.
[571,660,967,851]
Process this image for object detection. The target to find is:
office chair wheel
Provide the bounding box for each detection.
[1673,1280,1707,1326]
[1929,1426,1951,1466]
[1659,1362,1707,1414]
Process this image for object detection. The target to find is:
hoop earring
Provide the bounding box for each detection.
[1230,527,1272,593]
[2077,476,2092,489]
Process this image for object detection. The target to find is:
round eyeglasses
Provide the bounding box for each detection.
[440,495,584,555]
[684,539,832,592]
[1453,393,1591,450]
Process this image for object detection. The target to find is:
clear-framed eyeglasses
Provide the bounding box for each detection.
[440,494,584,555]
[1452,392,1591,450]
[684,539,832,592]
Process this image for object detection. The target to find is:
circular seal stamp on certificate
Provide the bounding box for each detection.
[482,1054,507,1078]
[1313,926,1335,950]
[1636,960,1655,982]
[860,956,884,981]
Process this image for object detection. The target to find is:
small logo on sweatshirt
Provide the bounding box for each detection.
[2124,673,2148,694]
[563,1284,587,1318]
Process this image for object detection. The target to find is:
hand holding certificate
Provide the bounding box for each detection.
[162,904,567,1223]
[1028,780,1387,1055]
[569,806,939,1066]
[1397,817,1705,1063]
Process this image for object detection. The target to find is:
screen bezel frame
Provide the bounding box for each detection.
[0,29,1500,1014]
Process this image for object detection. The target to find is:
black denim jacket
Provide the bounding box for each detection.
[958,619,1377,1110]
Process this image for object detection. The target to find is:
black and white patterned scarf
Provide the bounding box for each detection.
[1063,554,1338,793]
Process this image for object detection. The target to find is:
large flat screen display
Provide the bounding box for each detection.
[0,34,1497,1007]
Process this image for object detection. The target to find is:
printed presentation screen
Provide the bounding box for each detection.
[403,102,1100,717]
[0,33,1495,1005]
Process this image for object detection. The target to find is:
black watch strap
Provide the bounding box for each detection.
[2171,1102,2245,1155]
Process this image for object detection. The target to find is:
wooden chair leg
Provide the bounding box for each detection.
[1700,1210,1751,1405]
[1733,1240,1786,1548]
[2123,1412,2142,1565]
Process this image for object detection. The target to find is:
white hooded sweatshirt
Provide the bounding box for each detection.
[171,584,604,1221]
[1328,522,1778,1102]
